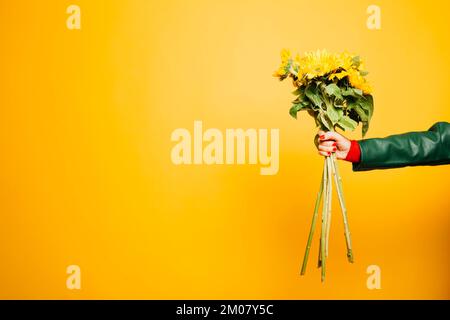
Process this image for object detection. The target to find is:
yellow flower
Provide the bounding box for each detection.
[295,50,357,79]
[328,70,348,80]
[337,52,354,70]
[274,49,371,93]
[273,49,292,78]
[348,69,372,94]
[281,48,291,62]
[299,49,335,79]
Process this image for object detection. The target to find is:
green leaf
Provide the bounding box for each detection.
[353,104,369,122]
[362,121,369,137]
[353,88,363,96]
[359,95,374,120]
[324,83,343,100]
[302,101,312,109]
[289,101,310,119]
[338,115,358,131]
[289,103,304,119]
[292,87,303,96]
[326,104,339,124]
[359,95,374,137]
[292,87,306,104]
[289,106,296,119]
[342,87,362,98]
[359,70,369,76]
[305,84,323,108]
[319,112,333,131]
[352,56,361,67]
[342,88,353,96]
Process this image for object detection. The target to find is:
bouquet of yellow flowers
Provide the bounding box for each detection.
[274,49,374,281]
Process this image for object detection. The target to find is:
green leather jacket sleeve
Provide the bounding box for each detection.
[353,122,450,171]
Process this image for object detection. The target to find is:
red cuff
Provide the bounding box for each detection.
[345,140,361,163]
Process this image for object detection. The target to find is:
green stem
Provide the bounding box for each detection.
[317,233,322,268]
[325,156,333,258]
[331,153,354,263]
[320,157,329,282]
[318,160,328,269]
[300,161,325,275]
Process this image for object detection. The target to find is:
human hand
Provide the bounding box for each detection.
[316,130,351,159]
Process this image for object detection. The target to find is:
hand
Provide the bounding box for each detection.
[316,130,351,159]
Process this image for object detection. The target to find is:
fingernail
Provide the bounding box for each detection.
[333,142,337,146]
[328,152,331,156]
[320,135,325,139]
[333,147,337,151]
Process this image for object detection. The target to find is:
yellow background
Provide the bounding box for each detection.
[0,0,449,299]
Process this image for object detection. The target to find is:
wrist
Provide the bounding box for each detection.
[344,140,361,163]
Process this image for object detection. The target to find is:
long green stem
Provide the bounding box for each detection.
[320,157,328,282]
[325,156,333,258]
[331,153,354,263]
[318,160,328,269]
[317,233,322,268]
[300,161,325,275]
